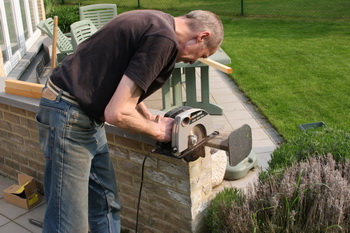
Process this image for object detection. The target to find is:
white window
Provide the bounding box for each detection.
[0,0,41,76]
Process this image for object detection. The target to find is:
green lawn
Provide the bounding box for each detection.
[222,18,350,139]
[71,0,350,18]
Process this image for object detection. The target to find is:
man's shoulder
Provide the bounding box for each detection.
[113,10,176,39]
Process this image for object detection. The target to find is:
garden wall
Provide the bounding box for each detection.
[0,90,216,233]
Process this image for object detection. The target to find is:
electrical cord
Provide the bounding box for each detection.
[135,148,155,233]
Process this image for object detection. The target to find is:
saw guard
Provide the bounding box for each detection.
[171,108,214,156]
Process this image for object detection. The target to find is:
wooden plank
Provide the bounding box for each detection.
[197,58,232,74]
[5,87,42,99]
[5,80,44,99]
[5,80,44,92]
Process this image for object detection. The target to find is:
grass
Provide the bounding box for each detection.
[222,18,350,139]
[67,0,350,18]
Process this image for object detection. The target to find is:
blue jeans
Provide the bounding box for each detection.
[36,89,121,233]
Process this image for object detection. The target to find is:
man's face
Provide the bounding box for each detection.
[176,34,216,64]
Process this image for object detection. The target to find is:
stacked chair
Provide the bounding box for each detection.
[37,4,117,63]
[79,4,117,29]
[37,17,74,63]
[70,20,98,51]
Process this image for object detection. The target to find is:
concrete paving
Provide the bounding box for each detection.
[0,66,282,232]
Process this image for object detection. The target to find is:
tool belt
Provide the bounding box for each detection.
[42,79,79,106]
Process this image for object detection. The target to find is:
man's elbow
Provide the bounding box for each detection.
[104,109,124,127]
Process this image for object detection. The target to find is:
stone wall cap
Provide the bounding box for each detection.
[0,82,162,146]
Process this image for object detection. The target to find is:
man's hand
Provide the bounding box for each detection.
[137,102,174,142]
[153,115,174,142]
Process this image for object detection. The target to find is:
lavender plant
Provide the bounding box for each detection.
[206,155,350,233]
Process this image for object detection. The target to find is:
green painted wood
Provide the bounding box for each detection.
[162,48,231,115]
[162,68,183,111]
[184,66,223,115]
[184,67,197,105]
[172,68,183,107]
[162,77,171,110]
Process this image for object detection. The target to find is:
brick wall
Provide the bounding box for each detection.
[37,0,46,21]
[0,103,44,184]
[0,101,216,233]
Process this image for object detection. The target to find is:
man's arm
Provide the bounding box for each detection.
[104,75,174,142]
[136,101,156,121]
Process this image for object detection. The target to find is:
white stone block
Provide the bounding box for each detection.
[211,149,227,187]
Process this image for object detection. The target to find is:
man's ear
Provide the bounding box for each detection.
[197,31,211,42]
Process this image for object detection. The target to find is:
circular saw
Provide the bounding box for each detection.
[154,106,253,166]
[155,107,219,161]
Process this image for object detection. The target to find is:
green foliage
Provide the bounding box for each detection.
[43,0,56,15]
[266,126,350,177]
[206,156,350,233]
[204,188,244,233]
[46,5,79,33]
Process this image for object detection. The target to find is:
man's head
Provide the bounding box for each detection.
[175,10,224,64]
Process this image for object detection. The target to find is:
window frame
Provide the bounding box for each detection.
[0,0,41,76]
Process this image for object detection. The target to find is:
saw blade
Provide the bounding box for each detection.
[188,125,206,147]
[183,125,206,162]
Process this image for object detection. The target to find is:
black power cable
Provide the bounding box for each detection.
[135,149,155,233]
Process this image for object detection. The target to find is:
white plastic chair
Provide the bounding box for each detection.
[79,4,117,29]
[70,19,98,51]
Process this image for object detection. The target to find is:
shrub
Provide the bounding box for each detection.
[249,155,350,233]
[44,0,56,15]
[263,126,350,179]
[205,155,350,233]
[204,188,246,233]
[46,5,79,33]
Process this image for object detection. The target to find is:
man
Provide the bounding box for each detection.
[36,9,223,233]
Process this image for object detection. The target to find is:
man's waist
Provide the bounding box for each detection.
[42,79,79,106]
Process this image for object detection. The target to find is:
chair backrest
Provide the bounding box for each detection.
[70,20,98,51]
[79,4,117,29]
[37,18,52,36]
[37,18,73,54]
